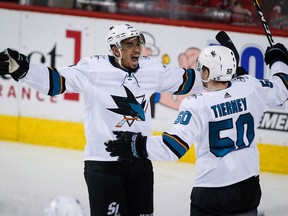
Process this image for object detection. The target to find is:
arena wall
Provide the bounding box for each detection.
[0,3,287,173]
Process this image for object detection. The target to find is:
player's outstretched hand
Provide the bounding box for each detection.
[105,131,148,161]
[0,48,29,81]
[0,50,9,74]
[236,67,248,76]
[265,43,288,68]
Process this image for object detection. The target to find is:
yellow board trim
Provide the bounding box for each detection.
[1,115,287,174]
[0,115,85,149]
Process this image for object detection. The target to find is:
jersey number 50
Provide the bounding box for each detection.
[209,113,255,157]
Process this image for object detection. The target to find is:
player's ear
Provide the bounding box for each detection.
[202,66,210,80]
[111,46,120,58]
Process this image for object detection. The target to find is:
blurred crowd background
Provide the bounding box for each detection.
[1,0,287,31]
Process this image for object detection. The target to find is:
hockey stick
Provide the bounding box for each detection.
[253,0,274,46]
[215,31,239,67]
[216,31,248,76]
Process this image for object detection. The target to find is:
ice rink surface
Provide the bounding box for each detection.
[0,140,288,216]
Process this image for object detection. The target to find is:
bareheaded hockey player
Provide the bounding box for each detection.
[105,43,288,216]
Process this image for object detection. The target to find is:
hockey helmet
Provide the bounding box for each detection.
[44,196,86,216]
[106,24,144,54]
[196,45,237,82]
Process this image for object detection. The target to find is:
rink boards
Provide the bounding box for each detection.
[0,4,287,173]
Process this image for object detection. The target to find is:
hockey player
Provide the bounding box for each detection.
[0,24,202,216]
[105,43,288,216]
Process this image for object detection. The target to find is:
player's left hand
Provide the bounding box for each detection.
[105,131,148,161]
[0,50,10,74]
[236,66,248,76]
[265,43,288,68]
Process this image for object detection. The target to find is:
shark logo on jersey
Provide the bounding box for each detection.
[108,85,147,127]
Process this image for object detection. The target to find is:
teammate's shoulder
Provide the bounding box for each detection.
[182,93,204,105]
[140,56,160,64]
[178,94,203,112]
[72,55,110,73]
[139,56,167,70]
[90,55,108,61]
[189,93,204,99]
[233,74,255,82]
[232,75,261,88]
[77,55,107,64]
[139,55,155,61]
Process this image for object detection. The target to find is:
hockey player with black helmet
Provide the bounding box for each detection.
[105,43,288,215]
[0,23,203,216]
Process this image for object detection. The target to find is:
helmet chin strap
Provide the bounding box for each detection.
[201,79,209,90]
[114,48,127,70]
[201,70,210,83]
[201,77,210,83]
[201,75,210,90]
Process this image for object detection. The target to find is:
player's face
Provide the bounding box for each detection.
[120,37,142,70]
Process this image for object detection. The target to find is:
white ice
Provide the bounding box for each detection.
[0,141,287,216]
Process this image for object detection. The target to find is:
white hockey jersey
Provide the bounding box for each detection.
[21,55,202,161]
[146,62,288,187]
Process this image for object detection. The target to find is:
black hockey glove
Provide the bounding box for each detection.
[236,66,248,76]
[105,131,148,161]
[264,43,288,68]
[0,48,29,81]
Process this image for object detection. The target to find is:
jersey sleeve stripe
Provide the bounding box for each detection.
[162,132,190,158]
[274,72,288,90]
[174,68,195,95]
[47,67,66,96]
